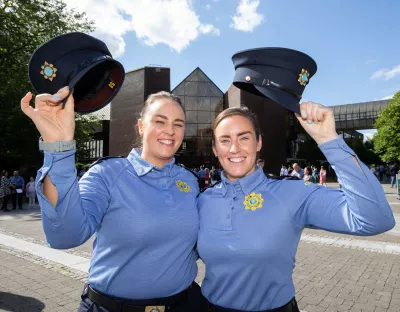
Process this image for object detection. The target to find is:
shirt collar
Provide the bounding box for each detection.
[127,148,175,177]
[220,167,267,196]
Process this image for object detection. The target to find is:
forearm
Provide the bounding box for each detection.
[43,175,58,207]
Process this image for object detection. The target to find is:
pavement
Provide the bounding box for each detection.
[0,182,399,312]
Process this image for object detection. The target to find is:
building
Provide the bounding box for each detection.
[87,66,387,174]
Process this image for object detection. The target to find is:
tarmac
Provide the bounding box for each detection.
[0,182,399,311]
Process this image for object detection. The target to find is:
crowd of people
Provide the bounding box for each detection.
[0,170,37,211]
[279,163,327,185]
[369,163,399,188]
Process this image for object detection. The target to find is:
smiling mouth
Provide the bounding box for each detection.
[229,157,246,163]
[158,139,174,146]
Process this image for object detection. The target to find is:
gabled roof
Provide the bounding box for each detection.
[172,67,224,97]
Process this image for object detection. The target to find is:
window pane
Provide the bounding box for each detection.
[185,96,197,110]
[198,111,211,123]
[198,97,210,111]
[185,124,197,137]
[186,111,197,123]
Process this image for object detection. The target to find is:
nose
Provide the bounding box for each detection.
[229,141,240,153]
[164,123,175,136]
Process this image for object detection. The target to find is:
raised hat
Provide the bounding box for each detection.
[29,32,125,113]
[232,47,317,114]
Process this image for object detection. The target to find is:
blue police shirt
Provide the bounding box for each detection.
[36,148,199,299]
[10,176,25,188]
[197,137,395,311]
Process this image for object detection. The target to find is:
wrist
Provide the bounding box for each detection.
[316,134,339,146]
[39,137,76,152]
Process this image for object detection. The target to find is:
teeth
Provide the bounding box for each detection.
[229,157,245,163]
[159,139,173,145]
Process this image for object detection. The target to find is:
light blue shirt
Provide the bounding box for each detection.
[36,149,199,299]
[197,137,395,311]
[10,176,24,188]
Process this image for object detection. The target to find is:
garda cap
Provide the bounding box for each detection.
[232,47,317,114]
[28,32,125,114]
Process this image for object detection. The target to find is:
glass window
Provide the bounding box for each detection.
[198,111,211,123]
[184,81,198,96]
[185,124,198,137]
[186,111,197,124]
[184,96,198,110]
[198,124,212,137]
[198,97,211,111]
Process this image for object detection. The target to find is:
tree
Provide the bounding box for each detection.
[0,0,96,171]
[296,133,326,165]
[373,91,400,162]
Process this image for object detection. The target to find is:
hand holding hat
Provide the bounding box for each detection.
[296,102,338,146]
[21,86,75,143]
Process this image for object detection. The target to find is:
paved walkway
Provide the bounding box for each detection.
[0,183,399,311]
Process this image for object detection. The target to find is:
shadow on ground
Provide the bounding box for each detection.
[0,291,45,311]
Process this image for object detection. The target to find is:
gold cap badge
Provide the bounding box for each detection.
[176,180,191,193]
[298,69,309,86]
[243,192,264,211]
[40,61,57,81]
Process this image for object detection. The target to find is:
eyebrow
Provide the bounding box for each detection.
[154,114,185,123]
[218,131,252,138]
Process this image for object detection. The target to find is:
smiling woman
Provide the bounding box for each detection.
[197,104,395,312]
[21,87,208,311]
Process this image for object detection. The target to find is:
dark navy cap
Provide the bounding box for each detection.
[29,32,125,114]
[232,47,317,114]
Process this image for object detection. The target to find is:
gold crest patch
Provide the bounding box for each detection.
[243,192,264,211]
[176,180,191,193]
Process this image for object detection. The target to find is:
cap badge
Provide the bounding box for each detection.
[176,180,191,193]
[245,76,251,82]
[243,192,264,211]
[298,69,309,86]
[145,307,165,312]
[108,81,116,89]
[40,62,57,81]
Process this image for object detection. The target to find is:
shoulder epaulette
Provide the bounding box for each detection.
[89,156,124,168]
[269,174,301,180]
[176,164,200,183]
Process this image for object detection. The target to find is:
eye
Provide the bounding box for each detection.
[220,139,230,143]
[174,123,184,128]
[240,136,249,141]
[155,120,164,124]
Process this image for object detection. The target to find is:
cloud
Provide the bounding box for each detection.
[204,4,211,10]
[66,0,220,57]
[380,94,394,100]
[365,59,376,65]
[199,24,220,35]
[230,0,264,32]
[370,64,400,80]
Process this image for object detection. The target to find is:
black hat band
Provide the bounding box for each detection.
[239,76,302,100]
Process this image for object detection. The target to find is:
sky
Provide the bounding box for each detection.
[66,0,400,138]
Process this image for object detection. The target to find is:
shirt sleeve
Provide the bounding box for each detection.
[36,150,111,249]
[277,137,395,236]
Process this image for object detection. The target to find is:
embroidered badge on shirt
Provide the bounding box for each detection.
[176,180,191,193]
[243,192,264,211]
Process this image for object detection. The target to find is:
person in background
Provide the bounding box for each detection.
[257,159,265,169]
[0,170,13,212]
[312,166,320,183]
[390,162,399,188]
[319,165,327,186]
[303,167,315,183]
[290,163,304,179]
[9,170,25,210]
[25,177,37,208]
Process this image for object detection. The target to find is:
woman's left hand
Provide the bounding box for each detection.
[295,101,338,145]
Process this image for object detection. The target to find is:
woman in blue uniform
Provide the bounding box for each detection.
[20,88,207,312]
[197,103,395,312]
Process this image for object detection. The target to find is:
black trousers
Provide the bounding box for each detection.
[77,282,208,312]
[11,193,23,209]
[1,195,10,210]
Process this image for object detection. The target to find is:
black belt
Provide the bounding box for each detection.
[207,297,299,312]
[87,284,189,312]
